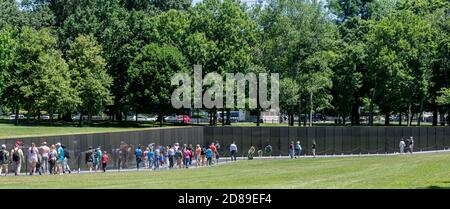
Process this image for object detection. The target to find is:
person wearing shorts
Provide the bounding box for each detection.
[85,146,94,174]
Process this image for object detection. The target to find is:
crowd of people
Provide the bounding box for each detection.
[126,141,225,173]
[0,141,71,176]
[399,136,415,154]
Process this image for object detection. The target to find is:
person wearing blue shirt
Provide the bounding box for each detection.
[148,148,154,170]
[56,143,64,175]
[206,148,212,166]
[135,146,143,171]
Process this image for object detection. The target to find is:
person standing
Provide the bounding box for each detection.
[101,151,109,172]
[201,145,207,166]
[183,148,191,169]
[404,137,411,153]
[195,145,201,166]
[85,146,94,174]
[56,143,64,175]
[230,142,237,161]
[39,142,50,174]
[28,143,39,175]
[11,143,24,176]
[153,146,160,170]
[210,142,217,164]
[175,147,183,169]
[143,147,149,169]
[135,146,143,172]
[311,142,316,157]
[0,145,9,176]
[148,147,154,170]
[206,146,213,166]
[295,141,302,159]
[168,145,174,169]
[289,141,295,159]
[399,138,406,154]
[48,145,57,175]
[62,145,71,174]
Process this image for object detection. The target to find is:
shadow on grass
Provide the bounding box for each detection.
[417,182,450,189]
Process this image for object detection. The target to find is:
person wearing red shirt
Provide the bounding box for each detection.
[210,143,216,164]
[101,151,109,172]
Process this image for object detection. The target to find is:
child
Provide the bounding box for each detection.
[101,151,109,172]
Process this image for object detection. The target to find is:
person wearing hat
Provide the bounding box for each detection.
[39,142,50,174]
[0,145,9,175]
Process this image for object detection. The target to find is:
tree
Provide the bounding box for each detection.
[366,10,437,126]
[67,34,113,125]
[151,0,192,11]
[0,0,20,29]
[1,27,74,125]
[35,50,78,124]
[126,43,189,126]
[190,0,258,126]
[257,0,338,126]
[280,78,300,126]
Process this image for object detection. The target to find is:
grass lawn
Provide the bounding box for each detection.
[0,123,185,139]
[0,152,449,189]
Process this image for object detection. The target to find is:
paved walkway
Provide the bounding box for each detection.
[15,149,450,176]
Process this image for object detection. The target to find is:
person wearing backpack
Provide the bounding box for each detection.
[0,145,9,175]
[62,145,71,174]
[175,148,183,169]
[201,145,207,166]
[48,145,57,175]
[11,144,24,176]
[85,146,94,174]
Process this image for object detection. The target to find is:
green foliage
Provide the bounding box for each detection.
[67,34,112,118]
[126,43,189,115]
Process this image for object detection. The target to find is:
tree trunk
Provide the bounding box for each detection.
[440,112,445,126]
[221,109,225,126]
[298,95,302,127]
[49,109,54,125]
[342,115,346,125]
[351,102,361,126]
[14,105,19,126]
[213,109,217,126]
[385,113,390,126]
[309,92,313,127]
[256,109,261,126]
[159,111,163,127]
[226,109,231,125]
[78,113,83,127]
[407,103,412,127]
[447,111,450,126]
[135,111,138,123]
[417,99,423,126]
[399,112,402,126]
[369,89,375,126]
[432,106,438,126]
